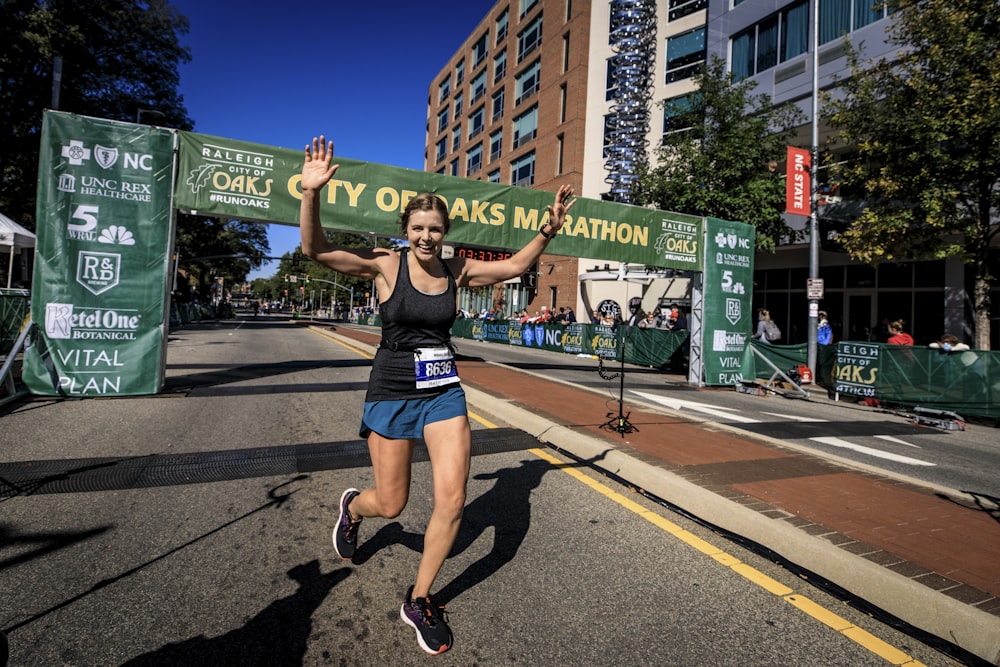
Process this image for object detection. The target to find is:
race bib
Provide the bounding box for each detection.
[414,347,460,389]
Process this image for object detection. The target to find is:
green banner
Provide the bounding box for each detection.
[452,319,687,367]
[701,217,755,385]
[23,111,176,396]
[174,131,704,268]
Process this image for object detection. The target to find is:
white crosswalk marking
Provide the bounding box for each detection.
[810,436,935,466]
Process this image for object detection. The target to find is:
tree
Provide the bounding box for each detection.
[0,0,193,229]
[824,0,1000,350]
[632,57,805,251]
[173,215,270,302]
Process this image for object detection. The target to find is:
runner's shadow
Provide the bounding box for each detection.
[352,452,607,605]
[121,561,350,667]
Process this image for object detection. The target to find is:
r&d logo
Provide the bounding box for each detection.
[76,250,121,295]
[45,303,140,340]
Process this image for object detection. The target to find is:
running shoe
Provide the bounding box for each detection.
[400,586,452,655]
[332,488,362,559]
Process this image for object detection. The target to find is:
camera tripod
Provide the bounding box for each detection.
[598,324,638,437]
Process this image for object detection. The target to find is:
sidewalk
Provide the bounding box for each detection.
[319,323,1000,666]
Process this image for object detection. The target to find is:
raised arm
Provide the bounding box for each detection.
[452,184,576,288]
[299,136,390,280]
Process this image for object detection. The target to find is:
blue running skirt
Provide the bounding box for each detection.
[360,385,467,440]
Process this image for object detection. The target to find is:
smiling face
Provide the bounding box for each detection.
[406,209,447,261]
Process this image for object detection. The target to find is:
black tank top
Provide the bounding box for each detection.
[365,250,458,401]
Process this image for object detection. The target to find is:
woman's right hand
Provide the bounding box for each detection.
[302,135,339,192]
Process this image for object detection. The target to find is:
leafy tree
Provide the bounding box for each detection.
[0,0,193,229]
[824,0,1000,349]
[632,57,805,251]
[174,215,270,302]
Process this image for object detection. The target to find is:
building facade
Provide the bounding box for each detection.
[428,0,997,347]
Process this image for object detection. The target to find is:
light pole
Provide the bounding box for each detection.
[807,0,821,375]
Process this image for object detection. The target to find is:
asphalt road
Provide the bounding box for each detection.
[0,318,962,666]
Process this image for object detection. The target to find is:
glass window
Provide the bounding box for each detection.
[518,14,543,62]
[757,16,779,73]
[665,27,705,83]
[469,106,485,138]
[511,151,536,186]
[456,59,465,84]
[662,93,695,138]
[471,70,487,103]
[855,0,888,29]
[606,58,618,101]
[488,168,501,183]
[437,107,449,133]
[450,159,459,177]
[472,32,489,68]
[454,91,463,117]
[438,77,451,104]
[494,50,507,84]
[496,9,509,43]
[782,1,809,61]
[820,0,850,45]
[452,125,461,151]
[492,88,505,122]
[490,129,503,161]
[515,60,541,104]
[512,105,538,148]
[519,0,539,19]
[668,0,706,22]
[731,29,755,80]
[602,114,614,158]
[435,138,446,163]
[467,144,483,175]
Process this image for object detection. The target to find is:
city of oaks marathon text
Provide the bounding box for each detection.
[291,178,700,250]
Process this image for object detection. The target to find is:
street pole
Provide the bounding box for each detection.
[807,0,820,375]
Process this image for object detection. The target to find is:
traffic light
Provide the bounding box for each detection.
[305,274,311,284]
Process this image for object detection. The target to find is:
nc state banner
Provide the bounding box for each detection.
[23,111,176,396]
[785,146,811,216]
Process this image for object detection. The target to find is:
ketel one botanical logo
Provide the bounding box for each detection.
[45,302,139,341]
[76,251,121,295]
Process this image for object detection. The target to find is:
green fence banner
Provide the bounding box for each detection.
[23,111,176,396]
[174,131,704,268]
[700,217,755,385]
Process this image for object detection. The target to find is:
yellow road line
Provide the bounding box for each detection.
[528,446,927,667]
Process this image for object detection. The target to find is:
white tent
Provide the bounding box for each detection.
[0,211,35,289]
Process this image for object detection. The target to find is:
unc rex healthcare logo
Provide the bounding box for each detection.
[76,251,121,295]
[58,138,154,171]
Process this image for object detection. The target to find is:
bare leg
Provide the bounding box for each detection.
[412,415,471,598]
[350,432,415,520]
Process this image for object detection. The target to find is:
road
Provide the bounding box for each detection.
[0,318,962,666]
[451,334,1000,500]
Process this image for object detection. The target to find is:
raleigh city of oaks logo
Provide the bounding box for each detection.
[76,250,121,295]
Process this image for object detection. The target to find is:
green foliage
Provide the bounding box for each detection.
[174,215,270,301]
[824,0,1000,347]
[0,0,194,229]
[632,58,805,251]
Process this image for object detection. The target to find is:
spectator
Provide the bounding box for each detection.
[637,311,657,329]
[929,333,970,352]
[752,309,780,344]
[886,320,914,346]
[666,304,687,331]
[817,311,833,345]
[565,306,576,323]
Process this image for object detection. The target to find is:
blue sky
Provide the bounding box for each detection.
[171,0,498,279]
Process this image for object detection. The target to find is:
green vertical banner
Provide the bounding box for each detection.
[23,111,176,396]
[700,217,755,385]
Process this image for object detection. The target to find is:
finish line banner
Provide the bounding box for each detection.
[174,131,704,269]
[23,111,176,396]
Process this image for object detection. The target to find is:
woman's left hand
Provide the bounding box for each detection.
[546,184,576,233]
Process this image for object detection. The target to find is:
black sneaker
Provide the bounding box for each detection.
[332,488,362,559]
[400,586,452,655]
